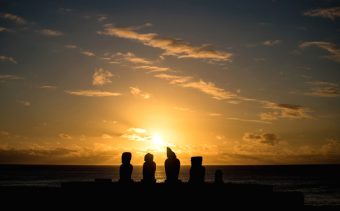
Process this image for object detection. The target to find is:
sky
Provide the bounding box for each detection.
[0,0,339,165]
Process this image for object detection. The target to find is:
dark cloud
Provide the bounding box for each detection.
[304,7,340,20]
[0,147,120,164]
[243,132,279,145]
[262,102,312,120]
[306,81,339,97]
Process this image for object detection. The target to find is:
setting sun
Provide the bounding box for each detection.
[152,133,166,149]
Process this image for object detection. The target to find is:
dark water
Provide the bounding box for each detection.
[0,164,339,206]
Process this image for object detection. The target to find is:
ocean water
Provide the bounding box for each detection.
[0,164,339,206]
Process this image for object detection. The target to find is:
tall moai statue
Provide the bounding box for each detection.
[142,153,156,183]
[164,147,181,183]
[189,156,205,184]
[119,152,133,183]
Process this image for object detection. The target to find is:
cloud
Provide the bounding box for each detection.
[304,7,340,20]
[98,25,232,62]
[299,41,340,63]
[40,85,57,90]
[262,40,282,47]
[225,117,271,124]
[262,102,312,120]
[18,100,31,107]
[243,132,280,146]
[121,127,150,142]
[182,80,235,100]
[154,73,234,100]
[0,26,11,32]
[64,44,77,49]
[0,12,26,24]
[110,52,152,64]
[259,112,278,121]
[63,45,97,57]
[0,74,22,80]
[135,65,170,72]
[305,81,339,97]
[0,55,17,64]
[208,113,222,117]
[92,68,113,86]
[101,133,113,139]
[154,73,192,84]
[39,29,63,37]
[59,133,72,140]
[97,15,108,22]
[129,87,151,99]
[0,145,121,165]
[81,50,95,57]
[65,90,122,97]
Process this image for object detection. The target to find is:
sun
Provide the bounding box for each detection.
[152,133,165,147]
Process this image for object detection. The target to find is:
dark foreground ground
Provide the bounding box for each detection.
[1,181,339,210]
[0,181,308,209]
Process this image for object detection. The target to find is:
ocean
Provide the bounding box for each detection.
[0,164,339,206]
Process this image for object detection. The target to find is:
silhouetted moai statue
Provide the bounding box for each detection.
[165,147,180,183]
[142,153,156,183]
[189,156,205,184]
[214,169,224,184]
[119,152,133,183]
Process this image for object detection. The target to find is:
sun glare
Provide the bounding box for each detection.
[152,133,165,147]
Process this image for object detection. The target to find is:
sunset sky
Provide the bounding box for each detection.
[0,0,339,165]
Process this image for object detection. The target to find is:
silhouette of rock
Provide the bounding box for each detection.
[142,153,156,183]
[119,152,133,183]
[165,147,181,183]
[214,169,224,184]
[189,156,205,184]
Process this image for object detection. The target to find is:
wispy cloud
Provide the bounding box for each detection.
[109,52,152,64]
[40,85,57,90]
[0,74,23,80]
[182,80,235,100]
[225,117,271,124]
[135,65,170,72]
[101,133,113,139]
[121,127,150,142]
[262,102,312,120]
[59,133,72,140]
[97,15,108,22]
[154,73,192,84]
[0,145,121,165]
[64,44,97,58]
[0,12,26,24]
[98,25,232,62]
[0,55,17,64]
[305,81,339,97]
[39,29,64,37]
[174,107,194,112]
[65,90,121,97]
[64,44,77,49]
[81,50,95,57]
[299,41,340,63]
[0,131,10,136]
[0,26,11,32]
[208,113,222,117]
[92,68,113,86]
[18,100,31,107]
[262,40,282,47]
[304,7,340,20]
[243,132,280,146]
[129,87,151,99]
[154,73,234,100]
